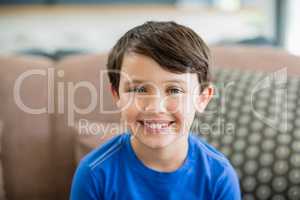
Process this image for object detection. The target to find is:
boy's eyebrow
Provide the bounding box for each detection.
[123,80,144,86]
[164,80,187,84]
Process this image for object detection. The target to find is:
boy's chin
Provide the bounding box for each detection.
[133,131,184,150]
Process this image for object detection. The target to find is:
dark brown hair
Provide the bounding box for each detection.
[106,21,211,96]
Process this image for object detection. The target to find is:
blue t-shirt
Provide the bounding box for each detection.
[70,132,241,200]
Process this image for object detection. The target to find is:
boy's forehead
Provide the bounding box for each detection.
[122,78,189,86]
[120,69,198,86]
[120,53,198,85]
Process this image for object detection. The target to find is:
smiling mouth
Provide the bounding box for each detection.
[136,120,176,133]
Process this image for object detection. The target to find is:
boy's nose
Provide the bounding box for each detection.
[143,95,166,113]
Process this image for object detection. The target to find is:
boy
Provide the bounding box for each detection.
[70,21,241,200]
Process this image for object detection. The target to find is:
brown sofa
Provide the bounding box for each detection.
[1,45,300,200]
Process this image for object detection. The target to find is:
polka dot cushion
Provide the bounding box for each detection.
[191,68,300,200]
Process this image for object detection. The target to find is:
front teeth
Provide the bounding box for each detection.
[144,122,169,129]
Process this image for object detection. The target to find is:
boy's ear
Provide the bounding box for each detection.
[195,85,214,113]
[109,84,121,107]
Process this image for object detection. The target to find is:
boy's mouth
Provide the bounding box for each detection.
[136,120,176,133]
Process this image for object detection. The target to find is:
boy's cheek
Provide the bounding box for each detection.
[167,96,194,114]
[163,96,186,113]
[166,101,179,113]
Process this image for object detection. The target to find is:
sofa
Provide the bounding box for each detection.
[0,45,300,200]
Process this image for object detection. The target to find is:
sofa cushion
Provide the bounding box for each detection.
[193,67,300,200]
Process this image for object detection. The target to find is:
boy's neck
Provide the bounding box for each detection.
[130,135,189,172]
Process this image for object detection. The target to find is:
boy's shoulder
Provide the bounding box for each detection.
[189,133,235,177]
[190,133,228,162]
[190,133,241,199]
[79,133,128,171]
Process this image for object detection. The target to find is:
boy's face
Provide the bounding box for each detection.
[111,53,212,149]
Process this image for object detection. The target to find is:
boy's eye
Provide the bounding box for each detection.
[127,86,184,95]
[128,86,146,93]
[168,87,184,95]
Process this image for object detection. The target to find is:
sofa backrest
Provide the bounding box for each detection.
[0,55,55,200]
[211,45,300,76]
